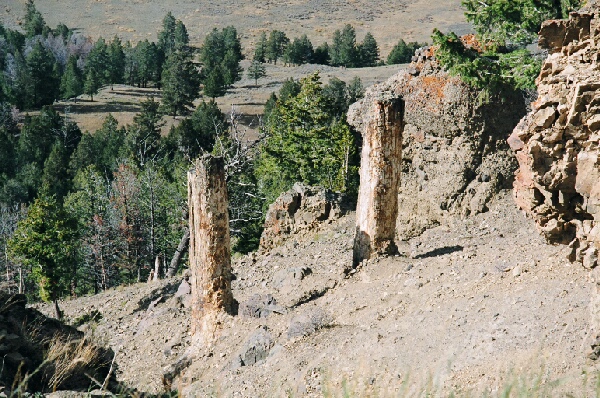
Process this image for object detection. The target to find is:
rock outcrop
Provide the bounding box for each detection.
[348,47,526,239]
[0,292,114,394]
[259,183,352,252]
[509,10,600,265]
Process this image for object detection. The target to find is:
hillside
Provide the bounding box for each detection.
[36,190,596,396]
[52,61,403,137]
[0,0,470,56]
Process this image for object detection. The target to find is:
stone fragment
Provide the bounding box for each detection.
[235,327,274,367]
[238,294,286,318]
[533,107,557,129]
[287,307,332,339]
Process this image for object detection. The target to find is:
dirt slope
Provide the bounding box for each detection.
[36,190,600,396]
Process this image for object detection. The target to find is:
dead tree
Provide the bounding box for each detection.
[166,227,190,278]
[188,155,234,343]
[352,98,404,266]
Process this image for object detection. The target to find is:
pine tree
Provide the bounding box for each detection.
[60,55,83,99]
[330,24,359,67]
[125,97,164,166]
[40,142,70,200]
[84,68,101,101]
[203,66,226,98]
[256,72,359,203]
[266,30,289,64]
[387,39,415,65]
[26,41,59,107]
[254,32,267,63]
[359,32,379,67]
[107,36,125,88]
[8,195,79,319]
[23,0,47,38]
[158,12,177,56]
[313,42,330,65]
[134,40,159,88]
[174,20,189,50]
[170,100,226,159]
[160,49,200,117]
[86,38,110,86]
[247,60,266,86]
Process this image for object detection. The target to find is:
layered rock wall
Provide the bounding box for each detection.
[348,48,525,239]
[509,10,600,267]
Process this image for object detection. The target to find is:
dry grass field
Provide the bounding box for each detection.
[4,0,472,136]
[1,0,470,57]
[50,60,404,137]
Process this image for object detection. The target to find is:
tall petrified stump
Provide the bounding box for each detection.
[188,155,233,343]
[351,97,404,265]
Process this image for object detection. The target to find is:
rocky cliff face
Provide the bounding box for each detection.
[348,47,526,239]
[509,10,600,268]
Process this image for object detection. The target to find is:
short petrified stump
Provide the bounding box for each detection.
[188,155,233,343]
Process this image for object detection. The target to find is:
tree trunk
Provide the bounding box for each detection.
[166,228,189,278]
[153,255,161,281]
[188,155,233,344]
[18,266,23,294]
[53,298,62,320]
[353,98,404,266]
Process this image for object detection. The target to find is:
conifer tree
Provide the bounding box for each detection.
[174,20,190,50]
[254,32,267,63]
[84,68,101,101]
[23,0,47,38]
[160,49,200,117]
[158,12,177,56]
[107,36,125,88]
[256,72,359,203]
[60,55,83,99]
[203,66,226,98]
[330,24,359,67]
[247,60,266,86]
[125,97,164,166]
[359,32,379,67]
[26,41,59,108]
[265,30,289,64]
[8,195,79,319]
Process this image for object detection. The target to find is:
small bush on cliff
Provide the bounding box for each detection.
[434,0,583,93]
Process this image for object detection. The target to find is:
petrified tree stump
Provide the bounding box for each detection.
[352,98,404,265]
[188,155,233,343]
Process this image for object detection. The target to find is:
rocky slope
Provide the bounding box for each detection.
[35,191,599,396]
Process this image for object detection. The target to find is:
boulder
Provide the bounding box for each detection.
[234,327,275,367]
[259,183,352,251]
